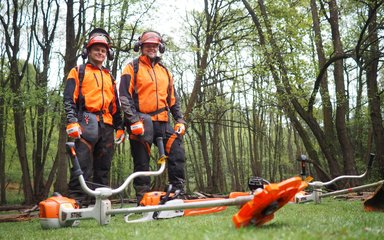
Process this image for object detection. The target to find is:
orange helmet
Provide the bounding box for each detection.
[86,35,110,49]
[86,28,111,49]
[140,31,161,44]
[134,31,165,53]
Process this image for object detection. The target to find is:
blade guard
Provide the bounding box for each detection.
[232,176,305,228]
[39,195,79,229]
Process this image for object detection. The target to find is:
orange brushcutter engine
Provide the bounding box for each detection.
[39,193,79,229]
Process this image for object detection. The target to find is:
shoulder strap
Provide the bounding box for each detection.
[132,57,139,94]
[76,64,86,121]
[129,58,140,109]
[78,64,86,85]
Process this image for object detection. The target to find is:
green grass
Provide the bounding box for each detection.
[0,199,383,240]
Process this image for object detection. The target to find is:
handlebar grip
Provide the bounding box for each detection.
[156,137,165,157]
[367,153,375,170]
[65,142,83,177]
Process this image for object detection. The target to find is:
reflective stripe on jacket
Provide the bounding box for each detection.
[119,55,183,124]
[63,63,122,127]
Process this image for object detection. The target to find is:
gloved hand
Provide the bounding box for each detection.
[115,129,125,144]
[130,121,144,136]
[66,122,82,139]
[174,123,186,136]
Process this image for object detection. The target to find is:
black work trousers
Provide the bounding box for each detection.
[68,124,114,202]
[130,121,185,201]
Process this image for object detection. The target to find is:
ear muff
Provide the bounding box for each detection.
[133,38,141,52]
[81,45,88,59]
[134,31,166,53]
[158,43,165,54]
[107,49,114,61]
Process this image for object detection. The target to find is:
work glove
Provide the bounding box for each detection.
[130,121,144,136]
[66,122,82,139]
[114,129,125,144]
[174,123,186,136]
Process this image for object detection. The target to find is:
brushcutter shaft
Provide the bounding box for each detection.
[320,180,384,198]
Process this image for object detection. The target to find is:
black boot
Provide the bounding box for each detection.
[134,185,150,206]
[170,181,186,199]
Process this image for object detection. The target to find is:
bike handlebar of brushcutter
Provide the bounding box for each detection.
[65,137,167,197]
[111,137,167,194]
[309,153,375,187]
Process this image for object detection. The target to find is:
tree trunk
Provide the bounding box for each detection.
[31,0,60,201]
[211,122,219,192]
[0,57,7,204]
[310,0,340,162]
[1,1,34,204]
[230,105,241,190]
[328,0,358,182]
[364,2,384,178]
[54,0,83,194]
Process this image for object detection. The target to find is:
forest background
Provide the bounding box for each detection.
[0,0,383,206]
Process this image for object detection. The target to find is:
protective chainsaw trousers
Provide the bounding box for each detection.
[130,121,185,202]
[68,124,114,202]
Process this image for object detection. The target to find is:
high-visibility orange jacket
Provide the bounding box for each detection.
[63,63,123,129]
[119,55,184,124]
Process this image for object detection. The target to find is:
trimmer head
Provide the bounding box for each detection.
[232,176,305,228]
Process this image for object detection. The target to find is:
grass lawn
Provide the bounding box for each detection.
[0,198,383,240]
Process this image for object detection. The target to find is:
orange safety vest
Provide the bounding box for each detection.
[121,55,177,122]
[66,63,118,126]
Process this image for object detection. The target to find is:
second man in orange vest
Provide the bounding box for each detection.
[119,31,186,204]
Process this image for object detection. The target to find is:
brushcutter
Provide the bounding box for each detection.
[294,153,384,204]
[39,137,305,229]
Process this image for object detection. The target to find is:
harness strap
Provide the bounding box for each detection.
[77,64,86,122]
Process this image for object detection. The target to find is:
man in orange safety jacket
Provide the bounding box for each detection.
[119,31,186,203]
[63,28,124,206]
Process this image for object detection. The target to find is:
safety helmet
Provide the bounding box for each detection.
[140,31,161,44]
[86,35,110,49]
[133,31,165,53]
[82,28,114,60]
[86,28,111,49]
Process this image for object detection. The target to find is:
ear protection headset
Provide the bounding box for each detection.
[133,31,165,54]
[81,28,115,61]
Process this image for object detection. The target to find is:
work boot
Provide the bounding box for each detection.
[134,184,150,206]
[170,182,186,200]
[68,191,88,208]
